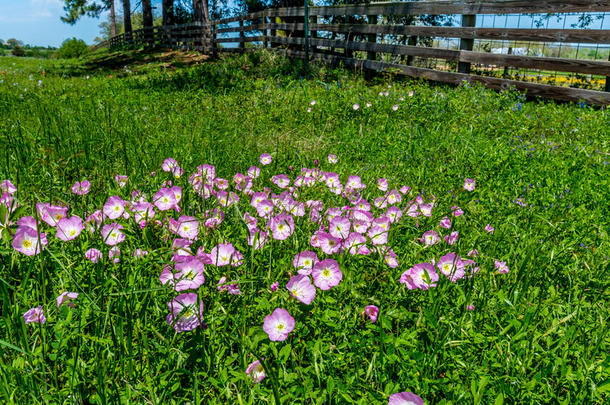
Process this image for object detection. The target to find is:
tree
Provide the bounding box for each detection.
[6,38,22,48]
[122,0,133,34]
[163,0,174,26]
[62,1,117,37]
[57,38,89,58]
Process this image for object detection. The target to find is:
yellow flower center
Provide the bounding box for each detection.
[277,323,284,331]
[23,240,32,248]
[322,269,331,277]
[69,230,77,236]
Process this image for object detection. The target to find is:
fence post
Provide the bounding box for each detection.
[406,35,417,65]
[606,53,610,92]
[458,14,476,74]
[310,15,318,54]
[264,14,269,49]
[240,19,245,50]
[367,15,377,61]
[212,21,218,58]
[304,0,310,66]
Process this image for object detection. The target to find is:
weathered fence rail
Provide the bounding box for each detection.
[95,1,610,105]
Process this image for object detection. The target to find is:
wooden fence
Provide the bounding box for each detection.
[96,0,610,105]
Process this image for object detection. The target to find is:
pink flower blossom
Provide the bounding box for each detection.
[71,180,90,195]
[388,391,424,405]
[271,174,290,189]
[217,277,241,295]
[108,246,120,263]
[270,212,294,240]
[327,154,338,164]
[246,360,266,383]
[421,230,440,247]
[363,305,379,322]
[56,216,83,241]
[377,178,388,192]
[56,292,78,308]
[115,175,128,188]
[36,203,68,227]
[312,259,342,290]
[263,308,295,341]
[270,281,279,292]
[466,304,475,311]
[353,103,360,110]
[247,166,261,178]
[468,249,479,257]
[444,231,459,245]
[166,293,205,333]
[103,196,126,220]
[160,256,205,291]
[437,253,466,282]
[153,187,178,211]
[24,306,46,324]
[286,275,316,305]
[495,259,510,274]
[101,223,125,246]
[85,248,102,263]
[485,224,495,234]
[440,217,451,229]
[1,180,17,195]
[293,250,319,275]
[259,153,273,166]
[329,216,350,240]
[174,216,199,240]
[463,178,476,191]
[451,206,464,217]
[344,232,370,255]
[399,185,411,195]
[209,243,237,266]
[400,263,438,290]
[13,227,47,256]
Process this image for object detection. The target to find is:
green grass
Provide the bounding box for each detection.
[0,49,609,404]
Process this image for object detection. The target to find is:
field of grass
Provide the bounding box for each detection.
[0,50,609,404]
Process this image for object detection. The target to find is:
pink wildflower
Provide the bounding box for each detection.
[56,292,78,308]
[312,259,342,290]
[263,308,295,341]
[166,293,205,333]
[101,223,125,246]
[85,248,102,263]
[13,227,47,256]
[363,305,379,322]
[400,262,439,290]
[463,178,475,191]
[71,180,90,195]
[259,153,272,166]
[388,391,424,405]
[56,216,83,241]
[246,360,266,383]
[24,306,46,324]
[286,275,316,305]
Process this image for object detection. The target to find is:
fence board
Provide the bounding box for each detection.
[280,48,610,104]
[267,23,610,44]
[269,35,610,75]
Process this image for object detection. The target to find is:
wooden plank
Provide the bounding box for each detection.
[267,23,610,44]
[279,48,610,105]
[216,36,265,43]
[458,14,476,74]
[269,35,610,76]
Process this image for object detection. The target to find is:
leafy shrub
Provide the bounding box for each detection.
[57,38,89,59]
[11,45,25,57]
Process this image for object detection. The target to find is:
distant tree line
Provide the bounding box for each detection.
[0,38,57,58]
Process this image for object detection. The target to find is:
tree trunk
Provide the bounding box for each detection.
[143,0,153,27]
[163,0,174,26]
[109,0,117,37]
[122,0,132,33]
[193,0,209,24]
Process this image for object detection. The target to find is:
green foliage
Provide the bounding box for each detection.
[10,46,25,57]
[57,38,89,59]
[0,50,608,404]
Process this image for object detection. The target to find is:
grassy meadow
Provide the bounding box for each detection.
[0,49,609,404]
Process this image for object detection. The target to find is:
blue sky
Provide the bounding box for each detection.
[0,0,108,47]
[1,0,606,48]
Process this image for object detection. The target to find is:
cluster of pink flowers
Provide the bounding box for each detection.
[4,151,508,401]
